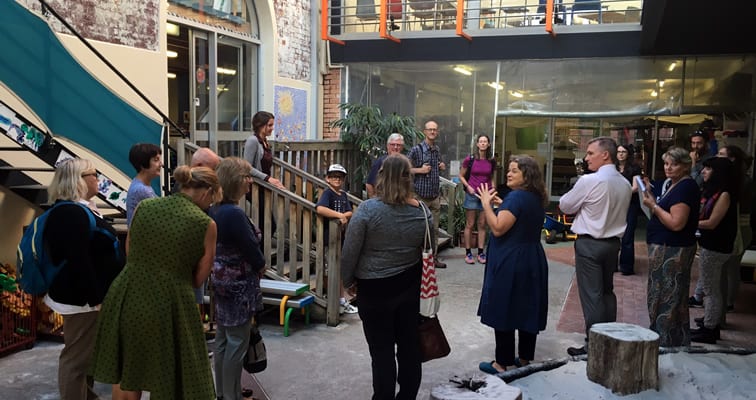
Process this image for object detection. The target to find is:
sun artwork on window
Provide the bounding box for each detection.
[277,90,294,116]
[274,86,307,141]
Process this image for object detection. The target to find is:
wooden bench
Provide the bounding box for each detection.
[260,279,313,336]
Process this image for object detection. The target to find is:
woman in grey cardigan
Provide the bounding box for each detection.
[243,111,284,189]
[244,111,285,247]
[341,154,429,400]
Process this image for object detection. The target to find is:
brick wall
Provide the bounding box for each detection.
[20,0,159,51]
[273,0,311,81]
[322,68,342,140]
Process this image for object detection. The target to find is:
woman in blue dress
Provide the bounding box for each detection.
[476,155,549,374]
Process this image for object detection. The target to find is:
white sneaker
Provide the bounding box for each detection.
[340,302,359,314]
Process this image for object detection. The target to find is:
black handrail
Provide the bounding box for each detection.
[38,0,186,138]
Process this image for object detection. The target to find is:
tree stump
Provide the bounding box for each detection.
[431,375,522,400]
[587,322,660,395]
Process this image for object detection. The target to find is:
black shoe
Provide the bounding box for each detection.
[726,305,735,313]
[435,260,447,269]
[620,270,635,276]
[691,326,719,343]
[567,346,587,356]
[694,317,704,325]
[689,296,704,308]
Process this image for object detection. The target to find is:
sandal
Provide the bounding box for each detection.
[478,360,500,374]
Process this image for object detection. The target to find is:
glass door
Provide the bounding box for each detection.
[192,33,210,142]
[216,39,245,157]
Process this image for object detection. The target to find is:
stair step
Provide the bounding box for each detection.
[0,166,56,172]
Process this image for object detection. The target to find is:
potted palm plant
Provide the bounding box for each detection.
[331,103,424,196]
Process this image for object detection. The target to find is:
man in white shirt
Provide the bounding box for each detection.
[559,137,631,356]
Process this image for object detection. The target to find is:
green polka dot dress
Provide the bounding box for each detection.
[91,194,215,399]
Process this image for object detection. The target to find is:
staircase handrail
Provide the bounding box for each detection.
[37,0,186,139]
[272,157,364,206]
[0,98,129,212]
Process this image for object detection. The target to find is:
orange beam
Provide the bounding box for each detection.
[379,0,400,43]
[455,0,471,41]
[321,0,345,45]
[545,0,556,37]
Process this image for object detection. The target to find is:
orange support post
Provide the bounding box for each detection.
[455,0,472,41]
[545,0,556,37]
[379,0,401,43]
[321,0,345,45]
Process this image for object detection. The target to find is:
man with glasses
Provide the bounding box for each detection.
[366,133,405,198]
[408,120,447,268]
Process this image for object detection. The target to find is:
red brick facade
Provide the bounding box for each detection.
[322,68,342,140]
[21,0,160,51]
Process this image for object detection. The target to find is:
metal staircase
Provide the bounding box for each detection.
[0,99,128,216]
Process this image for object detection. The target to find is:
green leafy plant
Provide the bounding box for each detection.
[331,103,424,195]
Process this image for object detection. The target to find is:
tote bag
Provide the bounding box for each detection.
[419,202,440,318]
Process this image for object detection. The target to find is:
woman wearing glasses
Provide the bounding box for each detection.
[617,144,642,275]
[209,157,266,400]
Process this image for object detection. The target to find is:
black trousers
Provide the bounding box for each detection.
[495,329,537,366]
[357,264,422,400]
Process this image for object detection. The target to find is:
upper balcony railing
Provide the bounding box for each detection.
[325,0,643,38]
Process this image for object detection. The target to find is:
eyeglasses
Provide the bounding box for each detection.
[388,143,403,147]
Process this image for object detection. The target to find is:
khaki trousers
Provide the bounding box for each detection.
[59,311,100,400]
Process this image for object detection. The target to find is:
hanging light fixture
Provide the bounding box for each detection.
[453,66,472,76]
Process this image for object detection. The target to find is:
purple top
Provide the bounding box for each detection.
[463,156,495,191]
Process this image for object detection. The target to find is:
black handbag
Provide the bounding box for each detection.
[243,322,267,373]
[418,315,451,363]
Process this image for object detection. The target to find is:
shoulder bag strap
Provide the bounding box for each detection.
[420,201,432,252]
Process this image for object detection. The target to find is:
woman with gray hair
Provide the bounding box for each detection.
[641,146,700,346]
[209,157,265,400]
[341,153,427,399]
[42,158,123,399]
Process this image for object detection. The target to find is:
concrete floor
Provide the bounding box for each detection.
[1,241,754,399]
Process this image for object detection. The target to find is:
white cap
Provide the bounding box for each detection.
[327,164,347,175]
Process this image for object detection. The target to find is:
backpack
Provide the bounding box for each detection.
[16,201,117,295]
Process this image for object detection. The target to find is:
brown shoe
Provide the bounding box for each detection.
[435,260,447,269]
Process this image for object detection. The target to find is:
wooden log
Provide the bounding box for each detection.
[431,375,522,400]
[587,322,660,395]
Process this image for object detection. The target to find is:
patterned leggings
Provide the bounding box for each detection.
[698,248,730,328]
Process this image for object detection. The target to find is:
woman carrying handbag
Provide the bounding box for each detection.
[341,154,427,400]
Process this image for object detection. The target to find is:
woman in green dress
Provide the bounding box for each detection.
[91,165,221,400]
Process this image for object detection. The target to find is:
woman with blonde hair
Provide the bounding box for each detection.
[641,146,700,346]
[209,157,265,400]
[42,158,123,400]
[341,154,428,399]
[91,165,221,400]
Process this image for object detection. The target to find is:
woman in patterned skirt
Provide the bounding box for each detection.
[641,147,700,347]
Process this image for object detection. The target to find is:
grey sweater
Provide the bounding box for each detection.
[341,199,432,287]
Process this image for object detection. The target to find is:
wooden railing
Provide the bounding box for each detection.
[176,139,462,325]
[177,139,361,326]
